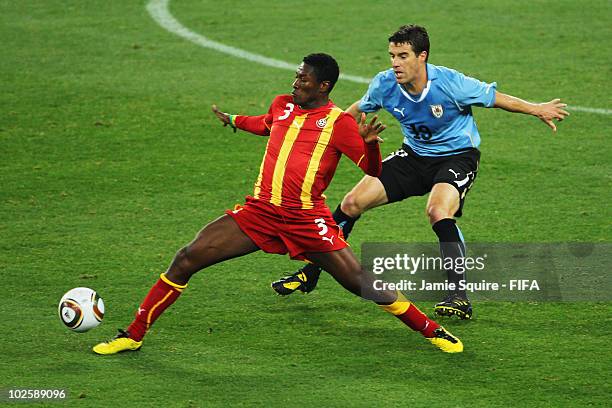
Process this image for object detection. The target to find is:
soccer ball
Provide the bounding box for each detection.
[58,287,105,332]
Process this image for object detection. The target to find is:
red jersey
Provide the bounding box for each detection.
[233,95,381,210]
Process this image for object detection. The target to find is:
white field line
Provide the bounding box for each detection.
[146,0,611,116]
[566,106,612,115]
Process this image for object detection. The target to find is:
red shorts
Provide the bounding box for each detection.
[226,197,348,260]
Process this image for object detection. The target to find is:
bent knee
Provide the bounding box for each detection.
[426,204,454,224]
[340,193,365,217]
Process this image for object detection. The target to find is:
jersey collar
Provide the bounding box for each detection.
[397,64,437,103]
[295,98,335,112]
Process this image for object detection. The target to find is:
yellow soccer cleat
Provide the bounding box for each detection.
[93,329,142,355]
[428,326,464,353]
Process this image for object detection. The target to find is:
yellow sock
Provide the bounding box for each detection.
[379,291,411,316]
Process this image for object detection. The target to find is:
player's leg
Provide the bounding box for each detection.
[272,175,389,295]
[93,215,259,354]
[164,214,260,286]
[339,174,390,227]
[305,248,463,353]
[428,151,479,319]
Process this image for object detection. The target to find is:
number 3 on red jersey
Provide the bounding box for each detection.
[278,103,295,120]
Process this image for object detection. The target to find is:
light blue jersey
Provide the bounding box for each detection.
[359,64,497,156]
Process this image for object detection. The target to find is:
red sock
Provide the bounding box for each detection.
[396,304,439,338]
[379,291,439,338]
[126,274,187,341]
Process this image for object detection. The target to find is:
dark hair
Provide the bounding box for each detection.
[388,25,430,62]
[302,53,340,93]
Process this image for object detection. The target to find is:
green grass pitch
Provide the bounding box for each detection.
[1,0,610,406]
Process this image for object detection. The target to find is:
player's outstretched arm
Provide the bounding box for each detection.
[211,104,272,136]
[493,92,570,132]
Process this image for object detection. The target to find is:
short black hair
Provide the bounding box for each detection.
[302,53,339,93]
[388,25,430,62]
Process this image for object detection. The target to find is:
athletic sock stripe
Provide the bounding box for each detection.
[146,290,174,329]
[160,273,187,290]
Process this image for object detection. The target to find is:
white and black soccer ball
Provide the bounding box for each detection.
[58,287,105,332]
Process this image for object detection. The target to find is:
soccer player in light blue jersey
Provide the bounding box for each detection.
[272,25,569,319]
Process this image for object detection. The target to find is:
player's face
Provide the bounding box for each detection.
[389,42,426,85]
[291,63,323,108]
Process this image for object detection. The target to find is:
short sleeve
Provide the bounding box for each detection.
[448,71,497,108]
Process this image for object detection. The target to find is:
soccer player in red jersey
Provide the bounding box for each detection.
[93,53,463,355]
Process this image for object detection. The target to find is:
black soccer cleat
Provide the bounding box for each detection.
[271,264,322,296]
[434,295,473,320]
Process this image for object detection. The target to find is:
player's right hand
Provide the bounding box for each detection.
[358,113,386,144]
[536,98,570,132]
[211,104,236,132]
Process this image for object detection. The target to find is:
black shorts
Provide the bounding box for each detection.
[379,145,480,217]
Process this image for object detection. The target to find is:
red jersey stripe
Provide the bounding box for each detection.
[270,114,307,206]
[300,107,343,209]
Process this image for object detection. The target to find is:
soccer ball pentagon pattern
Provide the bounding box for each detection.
[58,287,105,332]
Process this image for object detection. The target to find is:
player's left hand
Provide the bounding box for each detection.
[211,104,237,132]
[536,99,570,132]
[358,113,386,144]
